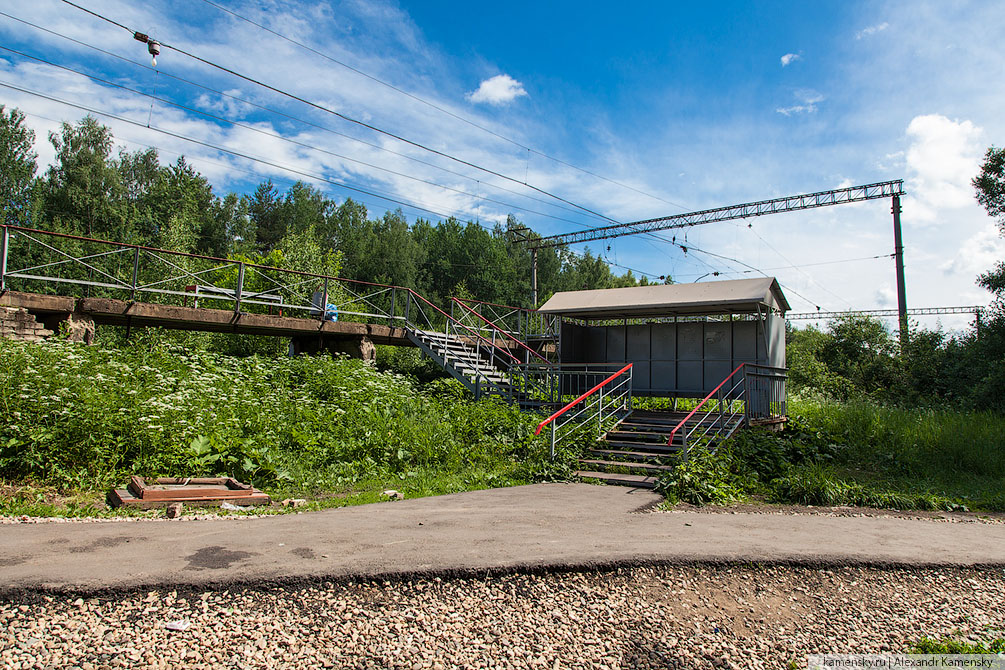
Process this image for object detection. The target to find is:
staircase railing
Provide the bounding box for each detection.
[402,289,523,398]
[450,298,551,366]
[450,296,559,345]
[534,363,633,459]
[667,363,787,458]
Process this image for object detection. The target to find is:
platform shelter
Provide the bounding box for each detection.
[537,277,789,397]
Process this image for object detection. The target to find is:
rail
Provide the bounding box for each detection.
[534,363,633,459]
[450,298,550,365]
[667,363,787,458]
[450,296,559,342]
[0,224,524,394]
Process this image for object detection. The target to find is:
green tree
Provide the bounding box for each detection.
[42,116,129,239]
[0,105,37,227]
[249,180,284,251]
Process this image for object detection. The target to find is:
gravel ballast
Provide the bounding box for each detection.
[3,564,1003,669]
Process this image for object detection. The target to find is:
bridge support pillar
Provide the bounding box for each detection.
[290,335,376,363]
[42,312,96,345]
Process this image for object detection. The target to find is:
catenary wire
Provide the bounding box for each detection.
[196,0,691,212]
[59,0,621,225]
[0,44,607,230]
[0,11,609,225]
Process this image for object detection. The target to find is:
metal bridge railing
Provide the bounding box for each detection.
[450,296,559,345]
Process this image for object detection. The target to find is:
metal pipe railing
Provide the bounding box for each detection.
[451,298,551,365]
[534,363,633,459]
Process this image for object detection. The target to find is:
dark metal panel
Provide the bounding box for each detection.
[704,322,731,359]
[732,320,757,360]
[651,360,676,392]
[678,322,703,359]
[626,324,650,360]
[756,320,768,362]
[606,325,626,361]
[632,361,651,391]
[704,360,733,390]
[585,326,607,363]
[766,314,786,367]
[677,360,702,392]
[651,323,676,359]
[559,322,584,363]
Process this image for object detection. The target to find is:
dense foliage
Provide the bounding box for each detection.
[1,111,647,312]
[0,339,559,495]
[657,402,1005,512]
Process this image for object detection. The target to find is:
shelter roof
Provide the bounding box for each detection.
[537,277,790,319]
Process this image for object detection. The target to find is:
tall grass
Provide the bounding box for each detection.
[791,396,1005,480]
[0,339,550,495]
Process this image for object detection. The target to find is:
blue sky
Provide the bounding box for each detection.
[1,0,1003,329]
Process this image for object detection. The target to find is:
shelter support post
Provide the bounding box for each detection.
[531,247,538,307]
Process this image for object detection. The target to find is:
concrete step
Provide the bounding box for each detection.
[589,448,681,462]
[578,459,673,473]
[603,439,683,451]
[575,470,658,489]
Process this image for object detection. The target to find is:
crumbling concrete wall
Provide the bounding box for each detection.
[290,335,377,363]
[42,312,96,345]
[0,307,54,343]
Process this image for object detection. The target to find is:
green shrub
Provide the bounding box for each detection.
[0,339,548,493]
[655,445,750,505]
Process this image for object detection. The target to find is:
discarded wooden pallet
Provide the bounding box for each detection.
[107,476,271,509]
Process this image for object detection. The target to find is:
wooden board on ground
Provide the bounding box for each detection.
[108,476,271,509]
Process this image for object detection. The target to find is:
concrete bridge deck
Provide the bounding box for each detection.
[1,289,414,346]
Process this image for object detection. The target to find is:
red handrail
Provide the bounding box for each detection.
[451,298,551,365]
[406,289,520,364]
[534,363,632,436]
[667,363,746,446]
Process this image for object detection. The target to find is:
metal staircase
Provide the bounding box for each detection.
[576,364,788,489]
[407,328,517,399]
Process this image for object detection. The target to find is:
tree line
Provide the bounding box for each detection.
[0,107,647,309]
[3,106,1005,410]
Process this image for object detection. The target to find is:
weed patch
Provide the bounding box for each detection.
[0,339,557,512]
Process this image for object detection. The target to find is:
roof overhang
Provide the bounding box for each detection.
[538,277,790,319]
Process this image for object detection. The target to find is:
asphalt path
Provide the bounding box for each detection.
[2,483,1004,597]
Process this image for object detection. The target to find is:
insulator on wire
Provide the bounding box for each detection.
[148,40,161,67]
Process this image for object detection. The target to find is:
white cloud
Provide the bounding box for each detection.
[939,224,1005,277]
[905,114,984,222]
[466,74,528,106]
[775,89,825,116]
[856,22,889,39]
[780,53,801,67]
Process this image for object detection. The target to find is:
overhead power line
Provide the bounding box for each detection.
[529,180,906,249]
[0,44,607,230]
[196,0,690,212]
[788,306,985,320]
[0,81,473,222]
[59,0,620,225]
[0,11,605,225]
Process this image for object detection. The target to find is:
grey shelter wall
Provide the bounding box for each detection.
[560,315,785,396]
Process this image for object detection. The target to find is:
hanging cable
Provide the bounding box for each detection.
[196,0,691,212]
[59,0,621,225]
[0,44,609,230]
[0,10,608,225]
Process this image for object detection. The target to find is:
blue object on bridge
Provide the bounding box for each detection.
[324,304,339,322]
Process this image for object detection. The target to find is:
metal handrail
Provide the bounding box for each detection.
[535,363,631,430]
[532,363,633,458]
[451,295,559,340]
[451,298,551,365]
[406,289,520,366]
[667,362,747,448]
